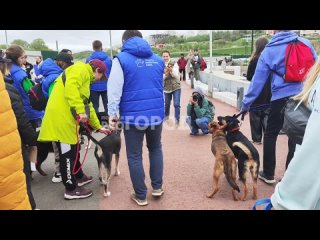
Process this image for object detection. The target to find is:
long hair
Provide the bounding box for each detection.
[293,58,320,104]
[250,37,269,60]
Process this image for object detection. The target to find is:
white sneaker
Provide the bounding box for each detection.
[52,172,62,183]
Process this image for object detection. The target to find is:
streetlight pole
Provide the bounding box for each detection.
[251,30,254,54]
[5,30,8,48]
[109,30,113,58]
[209,30,213,73]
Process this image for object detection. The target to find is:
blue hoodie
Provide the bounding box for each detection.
[116,36,165,126]
[39,58,63,98]
[86,51,112,91]
[10,64,44,121]
[242,31,318,111]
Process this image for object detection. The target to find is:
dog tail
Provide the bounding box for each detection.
[223,156,240,192]
[232,142,253,159]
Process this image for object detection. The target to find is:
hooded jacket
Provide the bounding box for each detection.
[116,36,165,126]
[242,31,318,111]
[0,74,31,210]
[39,58,63,98]
[38,62,101,144]
[86,51,112,92]
[10,64,44,121]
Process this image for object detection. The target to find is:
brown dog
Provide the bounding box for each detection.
[207,121,240,201]
[217,116,259,201]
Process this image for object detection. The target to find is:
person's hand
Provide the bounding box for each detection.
[108,116,119,130]
[78,113,88,123]
[98,127,112,135]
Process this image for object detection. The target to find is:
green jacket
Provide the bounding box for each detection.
[187,97,213,122]
[38,62,101,144]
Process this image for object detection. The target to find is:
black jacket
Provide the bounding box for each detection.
[247,57,271,105]
[5,82,37,146]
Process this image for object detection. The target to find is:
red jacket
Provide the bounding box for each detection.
[177,57,187,70]
[200,59,207,71]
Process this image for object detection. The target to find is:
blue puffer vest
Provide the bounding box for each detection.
[39,58,63,98]
[116,37,165,126]
[10,64,43,121]
[86,51,112,92]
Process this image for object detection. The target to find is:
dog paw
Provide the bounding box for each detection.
[206,193,214,198]
[103,191,111,197]
[115,171,120,176]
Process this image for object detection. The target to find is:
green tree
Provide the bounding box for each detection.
[29,38,50,50]
[11,39,30,49]
[0,44,7,49]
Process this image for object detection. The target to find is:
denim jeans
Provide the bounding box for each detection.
[123,123,163,199]
[164,89,181,122]
[90,90,108,114]
[186,116,209,134]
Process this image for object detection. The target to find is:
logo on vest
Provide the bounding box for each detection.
[135,59,144,67]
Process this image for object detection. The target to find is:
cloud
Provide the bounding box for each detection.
[0,30,198,52]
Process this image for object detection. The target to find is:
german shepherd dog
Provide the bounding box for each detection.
[81,121,122,197]
[218,115,259,200]
[207,120,240,201]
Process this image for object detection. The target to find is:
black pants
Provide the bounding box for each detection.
[30,119,51,165]
[249,108,269,142]
[179,69,186,81]
[55,142,83,191]
[263,98,295,177]
[285,137,297,169]
[21,145,36,209]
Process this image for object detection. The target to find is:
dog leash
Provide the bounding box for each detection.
[73,116,92,175]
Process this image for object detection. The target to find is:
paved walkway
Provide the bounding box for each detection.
[32,81,289,210]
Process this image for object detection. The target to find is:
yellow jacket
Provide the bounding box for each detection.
[0,73,31,210]
[38,62,101,144]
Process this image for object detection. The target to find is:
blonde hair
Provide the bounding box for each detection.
[293,58,320,104]
[0,62,10,76]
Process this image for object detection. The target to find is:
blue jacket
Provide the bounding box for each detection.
[10,64,44,121]
[116,36,165,126]
[86,51,112,92]
[242,31,318,111]
[39,58,63,98]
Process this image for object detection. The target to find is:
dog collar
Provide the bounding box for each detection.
[228,127,240,133]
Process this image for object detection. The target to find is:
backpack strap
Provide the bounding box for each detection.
[62,71,66,86]
[252,199,273,210]
[270,39,298,79]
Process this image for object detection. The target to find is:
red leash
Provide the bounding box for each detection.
[72,116,91,175]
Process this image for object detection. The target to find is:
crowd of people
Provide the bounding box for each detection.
[1,30,320,210]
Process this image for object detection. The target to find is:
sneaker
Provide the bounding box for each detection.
[189,131,199,136]
[152,188,164,197]
[131,193,148,206]
[35,162,47,176]
[64,186,93,200]
[52,172,62,183]
[258,171,276,184]
[77,174,93,187]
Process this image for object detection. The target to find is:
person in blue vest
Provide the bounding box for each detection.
[86,40,112,116]
[241,31,317,185]
[108,30,165,206]
[5,45,44,129]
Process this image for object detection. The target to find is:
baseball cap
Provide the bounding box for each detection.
[0,56,12,63]
[89,59,107,80]
[55,52,74,65]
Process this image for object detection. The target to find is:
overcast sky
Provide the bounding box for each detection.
[0,30,205,53]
